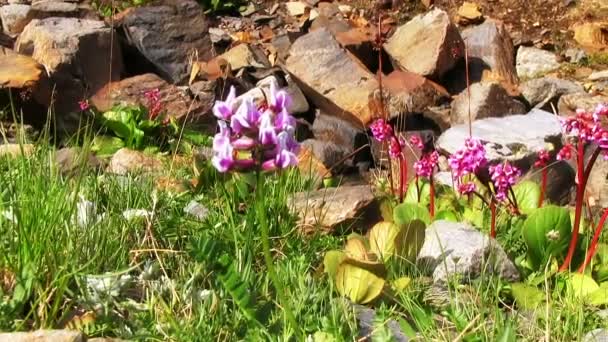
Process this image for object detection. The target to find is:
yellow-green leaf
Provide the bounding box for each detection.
[369,221,400,261]
[568,273,599,300]
[344,234,369,260]
[335,262,385,304]
[323,250,346,281]
[392,277,412,292]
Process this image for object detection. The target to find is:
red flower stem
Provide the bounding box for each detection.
[539,168,547,208]
[490,199,497,238]
[415,174,420,203]
[578,208,608,273]
[429,174,435,219]
[399,156,407,203]
[559,141,586,272]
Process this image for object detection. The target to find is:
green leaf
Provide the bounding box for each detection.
[344,234,370,260]
[394,219,426,263]
[393,203,430,226]
[522,205,571,270]
[102,117,132,139]
[392,277,412,292]
[588,282,608,306]
[369,222,401,261]
[510,283,545,310]
[91,135,124,156]
[323,250,346,281]
[567,273,599,300]
[335,261,385,304]
[497,320,517,342]
[434,210,458,222]
[378,197,395,222]
[138,119,160,133]
[182,129,211,146]
[404,178,430,206]
[513,181,541,214]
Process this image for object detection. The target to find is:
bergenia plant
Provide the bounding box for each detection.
[556,103,608,271]
[412,137,439,218]
[534,149,550,208]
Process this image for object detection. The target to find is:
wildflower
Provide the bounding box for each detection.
[212,86,237,120]
[388,137,403,158]
[448,137,487,178]
[534,149,550,168]
[144,89,162,120]
[370,119,393,142]
[79,100,90,111]
[414,151,439,178]
[230,97,260,134]
[409,135,424,149]
[458,182,476,195]
[556,143,573,161]
[211,121,234,173]
[489,162,521,202]
[269,80,290,112]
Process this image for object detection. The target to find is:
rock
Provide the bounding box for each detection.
[573,22,608,50]
[0,123,38,144]
[117,0,213,84]
[529,160,575,205]
[457,1,482,25]
[0,52,45,89]
[384,8,464,78]
[183,200,209,221]
[91,73,213,125]
[55,147,102,175]
[107,148,163,175]
[450,82,526,125]
[122,208,152,220]
[288,185,378,234]
[301,139,351,171]
[589,70,608,81]
[564,48,587,63]
[0,330,85,342]
[29,0,81,19]
[520,77,584,108]
[256,74,309,114]
[0,143,34,157]
[424,105,451,131]
[353,304,409,341]
[15,18,122,131]
[297,145,330,186]
[461,19,518,86]
[285,28,378,127]
[218,43,270,71]
[208,27,231,45]
[383,70,449,119]
[516,46,560,79]
[587,155,608,209]
[285,1,308,16]
[437,109,562,166]
[0,4,31,37]
[584,329,608,342]
[558,93,608,117]
[417,220,520,283]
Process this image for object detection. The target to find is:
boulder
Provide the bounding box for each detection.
[55,147,102,176]
[15,18,122,131]
[0,330,85,342]
[217,43,270,71]
[383,8,464,78]
[117,0,213,84]
[0,143,34,157]
[297,145,330,187]
[183,200,209,221]
[589,70,608,81]
[417,220,520,283]
[558,93,608,117]
[301,138,351,172]
[450,82,526,125]
[437,109,563,167]
[107,148,163,175]
[456,1,483,25]
[516,46,560,79]
[285,28,378,127]
[520,77,584,109]
[0,52,45,89]
[91,73,213,125]
[461,19,518,86]
[288,185,378,234]
[583,329,608,342]
[256,74,309,114]
[587,155,608,209]
[383,70,449,119]
[573,22,608,50]
[0,4,31,37]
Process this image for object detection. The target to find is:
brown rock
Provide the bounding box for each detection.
[297,146,330,187]
[450,82,526,125]
[383,70,449,119]
[0,143,34,157]
[91,73,213,124]
[0,4,31,37]
[217,43,270,71]
[0,53,44,89]
[587,153,608,209]
[573,22,608,51]
[117,0,213,84]
[461,19,518,87]
[557,93,608,117]
[288,185,378,234]
[285,28,378,127]
[384,8,464,78]
[0,330,84,342]
[457,1,483,25]
[55,147,102,176]
[107,148,163,175]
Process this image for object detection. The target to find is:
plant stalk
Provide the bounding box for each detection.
[490,199,497,238]
[429,174,435,219]
[578,207,608,273]
[539,168,547,208]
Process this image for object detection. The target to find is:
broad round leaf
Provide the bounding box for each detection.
[369,222,400,261]
[434,210,458,222]
[393,203,430,226]
[335,262,385,304]
[404,179,430,206]
[394,219,426,263]
[513,181,541,215]
[588,282,608,306]
[522,205,571,270]
[323,250,346,281]
[567,273,599,300]
[392,277,412,292]
[344,234,370,260]
[510,283,545,310]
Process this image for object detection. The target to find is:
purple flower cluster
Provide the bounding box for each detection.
[534,149,550,168]
[560,104,608,158]
[409,135,424,149]
[556,143,573,161]
[370,119,393,142]
[144,89,162,120]
[211,82,299,173]
[448,138,487,194]
[414,151,439,178]
[489,162,521,201]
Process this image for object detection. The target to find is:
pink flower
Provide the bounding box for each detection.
[489,162,521,201]
[414,151,439,178]
[448,138,487,178]
[409,135,424,149]
[458,182,476,195]
[370,119,393,142]
[144,88,162,120]
[78,100,90,111]
[534,149,550,168]
[389,137,403,158]
[213,86,237,120]
[556,144,573,161]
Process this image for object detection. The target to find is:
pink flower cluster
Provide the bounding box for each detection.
[557,143,573,161]
[414,151,439,178]
[370,119,393,142]
[489,162,521,201]
[79,100,90,112]
[448,138,487,194]
[211,82,299,173]
[560,104,608,158]
[534,149,550,168]
[144,89,162,120]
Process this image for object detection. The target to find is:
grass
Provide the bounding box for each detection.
[0,131,606,340]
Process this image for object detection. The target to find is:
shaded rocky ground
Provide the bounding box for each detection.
[1,0,608,340]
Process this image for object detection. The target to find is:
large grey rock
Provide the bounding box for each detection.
[0,330,85,342]
[15,18,122,131]
[516,46,560,79]
[589,70,608,81]
[118,0,213,84]
[217,43,270,71]
[521,77,584,108]
[584,329,608,342]
[587,155,608,209]
[384,8,463,78]
[437,109,563,166]
[55,147,102,176]
[312,110,363,157]
[288,185,377,234]
[450,82,526,125]
[417,220,520,283]
[558,93,608,117]
[0,4,31,37]
[285,28,377,127]
[256,74,309,114]
[461,19,518,86]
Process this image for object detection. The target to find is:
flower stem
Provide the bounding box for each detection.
[539,168,547,208]
[255,173,300,336]
[429,174,435,219]
[399,156,407,203]
[559,141,586,272]
[578,208,608,273]
[490,199,497,238]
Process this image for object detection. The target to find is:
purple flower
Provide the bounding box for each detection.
[414,151,439,178]
[213,86,237,120]
[389,137,403,158]
[556,144,573,161]
[458,182,476,195]
[534,149,550,168]
[593,103,608,122]
[448,138,487,178]
[79,100,90,111]
[212,121,234,173]
[409,135,424,149]
[370,119,393,142]
[275,108,296,131]
[489,162,521,201]
[275,131,298,168]
[231,97,260,134]
[258,110,278,145]
[269,79,291,113]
